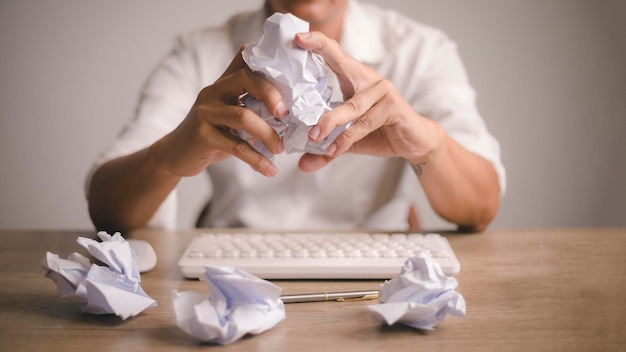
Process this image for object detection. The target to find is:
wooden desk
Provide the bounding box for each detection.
[1,228,625,351]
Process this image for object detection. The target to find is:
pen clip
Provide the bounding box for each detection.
[336,293,379,302]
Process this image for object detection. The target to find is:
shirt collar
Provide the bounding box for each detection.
[231,0,386,65]
[340,0,386,65]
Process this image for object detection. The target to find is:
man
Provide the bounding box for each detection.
[87,0,505,233]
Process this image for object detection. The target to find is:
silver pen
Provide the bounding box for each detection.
[281,290,379,303]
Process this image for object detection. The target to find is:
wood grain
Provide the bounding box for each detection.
[1,228,624,351]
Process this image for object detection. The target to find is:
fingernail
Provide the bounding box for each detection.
[275,101,287,117]
[268,164,279,177]
[275,140,284,154]
[299,157,314,172]
[327,143,337,156]
[308,125,320,140]
[297,32,312,39]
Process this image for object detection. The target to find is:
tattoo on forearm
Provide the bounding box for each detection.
[411,162,426,177]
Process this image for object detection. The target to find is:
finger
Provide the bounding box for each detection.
[329,102,389,157]
[213,48,288,118]
[207,104,284,155]
[295,31,385,102]
[329,84,398,156]
[294,32,360,96]
[310,79,389,143]
[218,68,288,118]
[215,129,279,177]
[298,153,335,173]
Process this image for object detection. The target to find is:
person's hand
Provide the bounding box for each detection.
[293,31,445,172]
[152,47,286,178]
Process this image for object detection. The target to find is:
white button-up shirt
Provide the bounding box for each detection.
[87,0,506,230]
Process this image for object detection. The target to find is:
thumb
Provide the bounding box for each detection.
[297,153,335,172]
[294,31,359,98]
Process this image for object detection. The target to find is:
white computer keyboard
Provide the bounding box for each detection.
[177,231,460,279]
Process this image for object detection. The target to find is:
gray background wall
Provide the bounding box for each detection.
[1,0,624,231]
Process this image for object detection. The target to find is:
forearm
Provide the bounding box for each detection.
[414,124,500,232]
[87,143,181,233]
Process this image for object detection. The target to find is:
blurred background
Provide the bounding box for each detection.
[1,0,624,231]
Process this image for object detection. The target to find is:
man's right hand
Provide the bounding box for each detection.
[153,46,287,178]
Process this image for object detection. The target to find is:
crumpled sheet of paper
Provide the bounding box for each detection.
[172,265,285,345]
[367,253,466,330]
[239,12,349,157]
[41,231,157,320]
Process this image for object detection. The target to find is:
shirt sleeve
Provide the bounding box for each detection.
[407,29,507,196]
[84,34,203,230]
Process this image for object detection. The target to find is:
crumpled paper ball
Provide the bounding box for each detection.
[173,265,285,344]
[239,12,349,157]
[41,231,157,319]
[367,253,466,329]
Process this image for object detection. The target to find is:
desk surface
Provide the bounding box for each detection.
[1,228,625,351]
